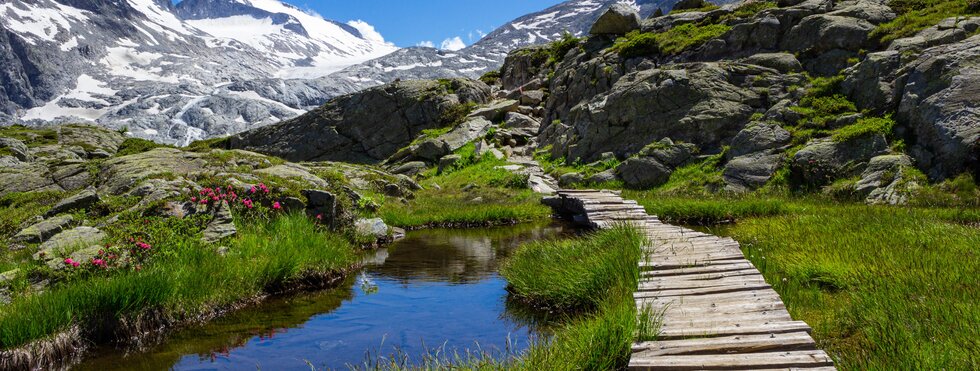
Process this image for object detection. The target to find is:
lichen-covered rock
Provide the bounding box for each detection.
[0,137,31,162]
[520,90,546,106]
[590,3,641,35]
[229,79,491,163]
[438,117,493,151]
[98,148,207,195]
[888,17,980,53]
[854,154,918,204]
[559,172,585,187]
[741,53,803,73]
[413,138,451,162]
[57,125,125,155]
[355,218,390,243]
[504,112,540,129]
[33,227,105,261]
[791,134,890,187]
[438,154,462,174]
[51,164,93,192]
[841,51,904,113]
[391,161,427,176]
[827,0,897,25]
[729,122,792,158]
[0,160,61,197]
[897,35,980,180]
[12,215,74,244]
[617,157,672,189]
[544,63,773,162]
[724,153,785,192]
[469,99,520,122]
[202,201,236,244]
[303,189,337,225]
[45,189,99,217]
[255,163,331,189]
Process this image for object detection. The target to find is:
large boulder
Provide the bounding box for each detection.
[617,157,673,189]
[0,159,61,197]
[854,154,918,204]
[229,79,491,163]
[501,46,550,90]
[724,153,785,192]
[827,0,897,24]
[897,35,980,180]
[590,3,642,35]
[741,53,803,74]
[57,125,125,155]
[438,117,493,151]
[98,148,207,195]
[12,215,74,244]
[841,51,904,113]
[33,227,105,261]
[0,137,31,162]
[469,99,520,122]
[45,188,99,217]
[543,63,773,162]
[729,122,792,158]
[254,163,331,189]
[781,14,875,75]
[791,134,890,187]
[412,138,451,162]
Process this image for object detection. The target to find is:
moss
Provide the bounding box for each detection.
[873,0,980,43]
[116,138,167,157]
[610,30,660,58]
[438,102,476,128]
[731,1,776,18]
[832,116,896,142]
[0,125,58,147]
[478,69,501,85]
[187,137,230,152]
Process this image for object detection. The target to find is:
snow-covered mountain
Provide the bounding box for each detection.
[175,0,397,78]
[0,0,700,145]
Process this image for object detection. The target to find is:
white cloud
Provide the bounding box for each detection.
[417,40,435,48]
[346,19,388,44]
[440,36,466,51]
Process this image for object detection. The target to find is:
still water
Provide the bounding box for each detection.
[74,222,573,370]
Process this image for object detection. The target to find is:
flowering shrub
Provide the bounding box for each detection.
[189,183,283,217]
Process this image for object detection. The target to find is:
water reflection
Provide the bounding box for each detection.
[73,222,574,371]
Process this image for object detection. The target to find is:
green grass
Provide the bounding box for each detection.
[832,116,896,142]
[380,145,550,228]
[670,4,720,14]
[502,225,654,370]
[873,0,980,44]
[0,213,356,350]
[611,23,731,57]
[730,1,777,18]
[0,191,67,243]
[623,192,791,224]
[501,225,647,311]
[0,125,58,147]
[614,194,980,369]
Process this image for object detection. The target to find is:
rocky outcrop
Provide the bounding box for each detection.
[98,148,208,195]
[590,3,642,35]
[722,122,793,191]
[202,201,236,243]
[791,134,890,187]
[45,189,99,217]
[897,35,980,181]
[33,227,105,262]
[854,154,918,204]
[841,51,904,113]
[542,62,799,162]
[229,79,491,163]
[12,215,74,244]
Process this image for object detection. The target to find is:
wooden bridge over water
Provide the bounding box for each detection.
[544,190,836,370]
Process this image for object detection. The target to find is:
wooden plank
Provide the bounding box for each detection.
[654,321,813,340]
[634,284,773,298]
[638,276,767,290]
[632,331,816,356]
[628,350,834,370]
[640,269,761,281]
[661,311,794,325]
[643,262,757,277]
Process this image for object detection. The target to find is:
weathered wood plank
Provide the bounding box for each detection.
[654,321,813,340]
[628,350,834,370]
[632,331,816,356]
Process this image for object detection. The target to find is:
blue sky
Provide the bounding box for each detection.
[259,1,564,48]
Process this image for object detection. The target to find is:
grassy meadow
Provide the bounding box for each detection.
[0,213,357,352]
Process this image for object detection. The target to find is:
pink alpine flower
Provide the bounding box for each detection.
[191,197,197,202]
[272,201,282,210]
[92,258,107,268]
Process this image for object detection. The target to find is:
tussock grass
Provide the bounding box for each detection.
[624,192,791,225]
[501,225,646,311]
[0,213,356,351]
[611,23,731,57]
[380,146,550,228]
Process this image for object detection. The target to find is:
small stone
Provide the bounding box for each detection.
[438,154,462,174]
[391,161,428,176]
[355,218,390,242]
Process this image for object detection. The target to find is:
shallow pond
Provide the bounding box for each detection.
[74,222,574,370]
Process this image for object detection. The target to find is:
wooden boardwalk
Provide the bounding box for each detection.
[544,190,835,370]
